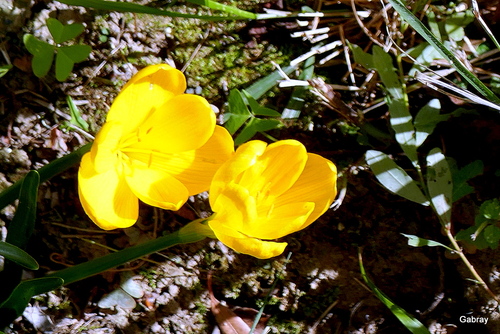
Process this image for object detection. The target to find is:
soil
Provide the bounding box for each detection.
[1,0,500,334]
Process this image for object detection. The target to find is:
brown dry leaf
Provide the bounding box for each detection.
[208,273,269,334]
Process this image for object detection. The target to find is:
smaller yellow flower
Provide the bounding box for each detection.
[78,64,234,230]
[207,140,337,259]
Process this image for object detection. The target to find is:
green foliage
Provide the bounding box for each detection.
[0,65,12,78]
[66,95,90,131]
[224,89,282,145]
[456,199,500,249]
[359,253,431,334]
[23,18,91,81]
[0,242,39,270]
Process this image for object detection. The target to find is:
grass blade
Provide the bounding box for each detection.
[387,0,500,104]
[359,251,431,334]
[57,0,246,20]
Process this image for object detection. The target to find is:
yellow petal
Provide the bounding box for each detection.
[128,94,216,154]
[209,224,287,259]
[107,64,187,134]
[168,126,234,195]
[125,160,189,211]
[275,153,337,228]
[209,140,267,204]
[238,140,307,198]
[78,153,138,230]
[210,182,257,234]
[244,202,314,239]
[124,126,234,196]
[90,122,122,173]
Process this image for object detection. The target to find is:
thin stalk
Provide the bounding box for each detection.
[0,143,91,210]
[46,219,211,287]
[444,227,500,303]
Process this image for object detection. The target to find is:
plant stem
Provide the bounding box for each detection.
[445,227,500,303]
[0,143,91,210]
[46,219,211,287]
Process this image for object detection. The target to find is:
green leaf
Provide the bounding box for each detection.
[243,91,281,117]
[448,159,483,202]
[0,242,39,270]
[66,95,89,131]
[46,18,85,44]
[0,277,63,327]
[414,99,448,147]
[6,171,40,249]
[46,219,210,287]
[365,150,429,205]
[23,34,55,78]
[282,56,315,119]
[55,44,91,81]
[387,0,500,104]
[359,253,431,334]
[401,233,453,251]
[484,225,500,247]
[426,148,453,227]
[224,89,251,135]
[245,65,297,100]
[57,0,255,20]
[234,118,281,146]
[372,46,418,165]
[481,198,500,220]
[445,11,475,42]
[350,43,374,70]
[0,64,13,78]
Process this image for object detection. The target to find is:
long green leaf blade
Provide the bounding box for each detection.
[359,252,431,334]
[57,0,249,20]
[0,242,39,270]
[388,0,500,104]
[6,171,40,249]
[0,277,63,328]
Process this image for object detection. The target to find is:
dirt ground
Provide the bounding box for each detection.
[2,0,500,333]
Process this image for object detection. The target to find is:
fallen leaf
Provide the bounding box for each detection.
[208,273,251,334]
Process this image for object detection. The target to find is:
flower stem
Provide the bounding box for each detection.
[0,143,92,210]
[46,219,211,287]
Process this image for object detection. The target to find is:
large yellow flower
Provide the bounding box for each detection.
[207,140,337,259]
[78,64,234,230]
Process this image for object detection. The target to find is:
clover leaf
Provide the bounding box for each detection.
[23,18,91,81]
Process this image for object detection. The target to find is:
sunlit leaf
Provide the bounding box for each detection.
[224,89,251,135]
[55,44,91,81]
[23,34,55,78]
[401,233,453,251]
[47,18,85,44]
[0,64,13,78]
[365,150,429,205]
[426,148,453,227]
[414,99,448,147]
[234,118,281,146]
[66,95,89,131]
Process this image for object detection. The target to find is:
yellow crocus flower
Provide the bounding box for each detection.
[207,139,337,259]
[78,64,234,230]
